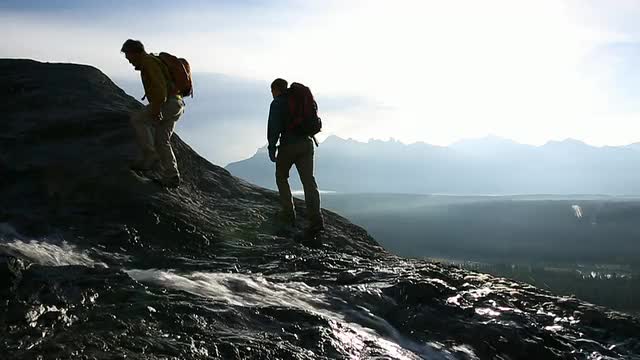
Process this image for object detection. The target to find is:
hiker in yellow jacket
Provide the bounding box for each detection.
[121,39,184,188]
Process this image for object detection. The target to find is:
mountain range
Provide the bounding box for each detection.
[227,135,640,195]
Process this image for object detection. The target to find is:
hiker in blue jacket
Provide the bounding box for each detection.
[267,78,324,237]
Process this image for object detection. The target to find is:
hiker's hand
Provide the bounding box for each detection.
[268,147,277,163]
[150,110,162,122]
[149,104,163,121]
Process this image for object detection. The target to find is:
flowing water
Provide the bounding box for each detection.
[1,226,471,359]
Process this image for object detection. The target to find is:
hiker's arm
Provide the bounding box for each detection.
[144,62,168,118]
[267,100,282,150]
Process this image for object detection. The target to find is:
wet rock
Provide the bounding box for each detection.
[385,279,458,305]
[336,270,358,284]
[0,254,26,297]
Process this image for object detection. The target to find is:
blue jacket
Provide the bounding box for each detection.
[267,93,308,151]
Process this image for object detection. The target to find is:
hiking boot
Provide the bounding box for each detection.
[303,222,325,238]
[277,210,296,227]
[298,224,324,248]
[155,175,181,188]
[130,157,159,172]
[296,232,322,248]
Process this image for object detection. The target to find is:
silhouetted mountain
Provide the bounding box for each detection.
[627,142,640,152]
[1,59,639,359]
[450,135,530,156]
[227,135,640,195]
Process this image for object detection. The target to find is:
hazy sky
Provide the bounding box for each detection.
[2,0,640,165]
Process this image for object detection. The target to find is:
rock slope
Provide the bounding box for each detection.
[1,59,639,359]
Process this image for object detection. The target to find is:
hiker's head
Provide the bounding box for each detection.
[121,39,146,70]
[271,78,288,98]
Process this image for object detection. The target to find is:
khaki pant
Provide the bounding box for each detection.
[276,139,323,226]
[130,97,184,178]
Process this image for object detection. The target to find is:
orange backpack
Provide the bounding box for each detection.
[155,52,193,98]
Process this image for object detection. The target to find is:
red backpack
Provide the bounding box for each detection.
[287,82,322,138]
[155,52,193,98]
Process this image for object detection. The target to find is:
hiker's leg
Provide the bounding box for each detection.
[295,139,323,227]
[154,98,184,178]
[276,145,296,219]
[129,107,157,167]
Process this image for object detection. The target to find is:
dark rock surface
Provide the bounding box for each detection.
[0,59,639,359]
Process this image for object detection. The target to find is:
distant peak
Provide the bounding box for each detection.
[626,142,640,150]
[450,136,527,154]
[321,135,354,145]
[543,138,590,147]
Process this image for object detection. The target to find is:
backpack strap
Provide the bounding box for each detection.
[149,54,175,96]
[287,86,305,131]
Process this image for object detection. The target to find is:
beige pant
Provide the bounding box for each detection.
[130,97,184,178]
[276,139,323,225]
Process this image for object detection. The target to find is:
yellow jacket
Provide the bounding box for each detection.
[140,54,170,114]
